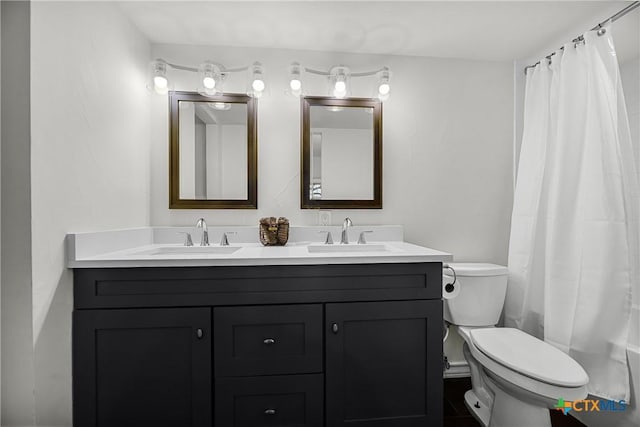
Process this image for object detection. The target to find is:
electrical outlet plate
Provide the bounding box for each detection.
[318,210,331,226]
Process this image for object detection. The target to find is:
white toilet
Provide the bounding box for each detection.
[443,263,589,427]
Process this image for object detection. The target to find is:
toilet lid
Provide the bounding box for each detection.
[447,263,508,276]
[469,328,589,387]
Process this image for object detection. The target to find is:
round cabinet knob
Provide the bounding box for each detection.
[196,328,204,339]
[332,323,339,334]
[263,338,275,345]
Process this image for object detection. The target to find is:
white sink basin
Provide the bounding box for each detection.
[307,244,388,253]
[138,246,241,255]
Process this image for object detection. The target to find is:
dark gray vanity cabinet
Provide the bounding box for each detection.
[72,263,442,427]
[72,307,212,427]
[326,301,442,426]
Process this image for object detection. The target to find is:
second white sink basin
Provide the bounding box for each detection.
[307,244,388,253]
[138,246,241,255]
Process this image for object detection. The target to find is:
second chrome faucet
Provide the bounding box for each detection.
[195,218,209,246]
[341,217,352,244]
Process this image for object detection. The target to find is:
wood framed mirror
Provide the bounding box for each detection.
[301,96,382,209]
[169,91,257,209]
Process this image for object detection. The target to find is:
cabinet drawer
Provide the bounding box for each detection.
[214,305,322,376]
[215,374,323,427]
[74,263,441,309]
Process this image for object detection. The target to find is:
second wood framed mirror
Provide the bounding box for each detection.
[301,96,382,209]
[169,91,257,209]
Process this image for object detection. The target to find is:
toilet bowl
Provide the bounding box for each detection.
[443,263,589,427]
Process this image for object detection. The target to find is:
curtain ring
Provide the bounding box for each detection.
[597,27,607,36]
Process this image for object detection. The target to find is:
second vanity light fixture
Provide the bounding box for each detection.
[288,63,392,101]
[148,58,267,98]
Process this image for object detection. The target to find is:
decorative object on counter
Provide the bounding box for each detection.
[259,217,290,246]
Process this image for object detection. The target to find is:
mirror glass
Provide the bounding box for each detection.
[178,101,248,200]
[169,91,257,209]
[302,97,382,209]
[309,106,374,200]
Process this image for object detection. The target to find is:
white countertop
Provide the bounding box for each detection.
[66,226,452,268]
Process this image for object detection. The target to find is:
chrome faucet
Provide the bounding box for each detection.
[195,218,209,246]
[340,217,352,244]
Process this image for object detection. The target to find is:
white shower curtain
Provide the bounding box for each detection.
[505,25,639,401]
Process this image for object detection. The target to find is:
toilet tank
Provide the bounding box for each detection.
[443,263,508,327]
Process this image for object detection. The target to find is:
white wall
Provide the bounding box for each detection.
[30,2,151,425]
[1,2,35,425]
[151,44,514,263]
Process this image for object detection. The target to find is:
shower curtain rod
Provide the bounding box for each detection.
[523,1,640,74]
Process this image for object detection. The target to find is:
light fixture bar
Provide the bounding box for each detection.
[148,58,263,98]
[162,60,250,74]
[303,66,388,77]
[295,64,391,101]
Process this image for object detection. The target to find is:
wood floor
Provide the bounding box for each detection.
[444,378,587,427]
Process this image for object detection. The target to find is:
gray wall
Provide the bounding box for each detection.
[1,1,36,425]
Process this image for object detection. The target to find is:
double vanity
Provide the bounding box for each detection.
[68,224,451,427]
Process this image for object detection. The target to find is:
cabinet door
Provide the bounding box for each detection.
[326,301,442,427]
[73,308,212,427]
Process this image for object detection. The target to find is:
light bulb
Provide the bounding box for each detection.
[333,82,347,98]
[290,79,302,91]
[203,76,216,89]
[148,59,171,95]
[154,75,168,89]
[252,79,265,92]
[288,62,303,96]
[376,67,391,101]
[249,62,266,97]
[198,62,222,95]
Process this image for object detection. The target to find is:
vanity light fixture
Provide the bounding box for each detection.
[330,66,350,98]
[288,63,391,101]
[146,58,266,98]
[148,59,172,95]
[288,62,303,96]
[377,67,391,101]
[198,61,223,96]
[250,62,266,98]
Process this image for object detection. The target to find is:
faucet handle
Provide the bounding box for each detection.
[318,230,334,245]
[357,230,374,245]
[177,232,193,247]
[220,231,237,246]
